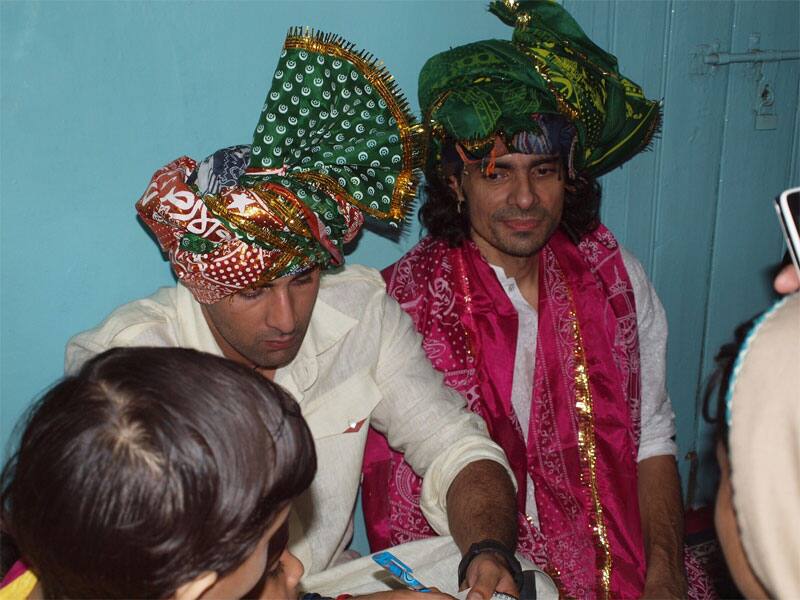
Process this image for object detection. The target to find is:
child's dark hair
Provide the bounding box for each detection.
[0,347,316,599]
[701,316,759,449]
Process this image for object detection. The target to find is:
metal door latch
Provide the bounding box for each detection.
[690,34,799,131]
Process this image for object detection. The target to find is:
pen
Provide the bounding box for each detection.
[372,551,432,593]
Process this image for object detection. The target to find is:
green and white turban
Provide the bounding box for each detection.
[137,29,422,304]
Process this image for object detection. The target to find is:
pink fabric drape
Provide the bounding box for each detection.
[363,227,646,597]
[0,560,28,588]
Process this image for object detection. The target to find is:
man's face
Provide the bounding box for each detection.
[201,268,321,371]
[449,153,565,265]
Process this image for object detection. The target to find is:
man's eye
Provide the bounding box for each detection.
[532,166,558,177]
[292,275,313,286]
[239,288,264,300]
[482,170,507,181]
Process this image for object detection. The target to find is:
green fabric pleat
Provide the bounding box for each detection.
[419,0,660,177]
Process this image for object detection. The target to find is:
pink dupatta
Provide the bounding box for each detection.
[362,226,646,598]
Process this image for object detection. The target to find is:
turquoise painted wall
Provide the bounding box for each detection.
[558,0,800,505]
[2,1,798,554]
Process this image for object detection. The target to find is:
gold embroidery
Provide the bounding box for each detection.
[568,304,613,598]
[253,252,306,287]
[292,170,414,222]
[518,47,581,123]
[425,89,454,168]
[204,193,304,256]
[250,184,314,239]
[284,29,422,221]
[458,133,498,154]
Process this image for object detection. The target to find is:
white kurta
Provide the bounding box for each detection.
[65,264,513,576]
[489,246,677,527]
[300,536,558,598]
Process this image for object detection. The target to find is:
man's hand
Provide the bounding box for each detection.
[642,573,687,599]
[461,552,519,600]
[445,460,519,599]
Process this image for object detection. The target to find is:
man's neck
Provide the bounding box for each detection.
[254,366,277,380]
[473,238,540,309]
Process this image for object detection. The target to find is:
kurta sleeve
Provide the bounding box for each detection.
[621,248,678,461]
[368,291,515,534]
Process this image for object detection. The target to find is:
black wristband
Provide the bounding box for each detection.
[457,539,523,590]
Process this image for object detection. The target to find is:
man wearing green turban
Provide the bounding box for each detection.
[64,28,523,598]
[363,2,712,599]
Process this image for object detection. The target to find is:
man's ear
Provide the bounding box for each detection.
[447,174,464,200]
[173,571,218,600]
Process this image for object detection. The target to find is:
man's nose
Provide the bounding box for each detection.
[509,172,537,209]
[265,288,297,334]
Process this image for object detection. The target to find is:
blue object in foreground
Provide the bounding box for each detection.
[372,551,432,592]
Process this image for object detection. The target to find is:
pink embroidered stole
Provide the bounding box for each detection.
[362,226,646,598]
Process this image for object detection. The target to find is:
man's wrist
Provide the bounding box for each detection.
[457,539,522,588]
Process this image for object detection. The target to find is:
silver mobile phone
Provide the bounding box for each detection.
[775,186,800,276]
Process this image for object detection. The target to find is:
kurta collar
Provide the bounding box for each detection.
[174,281,357,398]
[277,288,358,395]
[175,283,224,355]
[297,285,358,359]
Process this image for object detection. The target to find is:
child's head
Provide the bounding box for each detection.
[703,294,800,598]
[1,346,316,599]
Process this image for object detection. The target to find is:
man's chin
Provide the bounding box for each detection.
[495,228,556,258]
[496,239,547,258]
[254,347,302,371]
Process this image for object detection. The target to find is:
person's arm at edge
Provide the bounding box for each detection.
[639,455,687,599]
[621,248,687,598]
[446,459,519,600]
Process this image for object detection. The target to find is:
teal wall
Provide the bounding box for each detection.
[2,0,798,553]
[558,0,800,505]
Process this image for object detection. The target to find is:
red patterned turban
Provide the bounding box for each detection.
[137,29,422,304]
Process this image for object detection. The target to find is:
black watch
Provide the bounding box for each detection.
[457,539,523,590]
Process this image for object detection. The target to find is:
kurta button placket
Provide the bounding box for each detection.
[295,357,318,392]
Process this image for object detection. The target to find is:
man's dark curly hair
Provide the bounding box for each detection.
[420,145,602,247]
